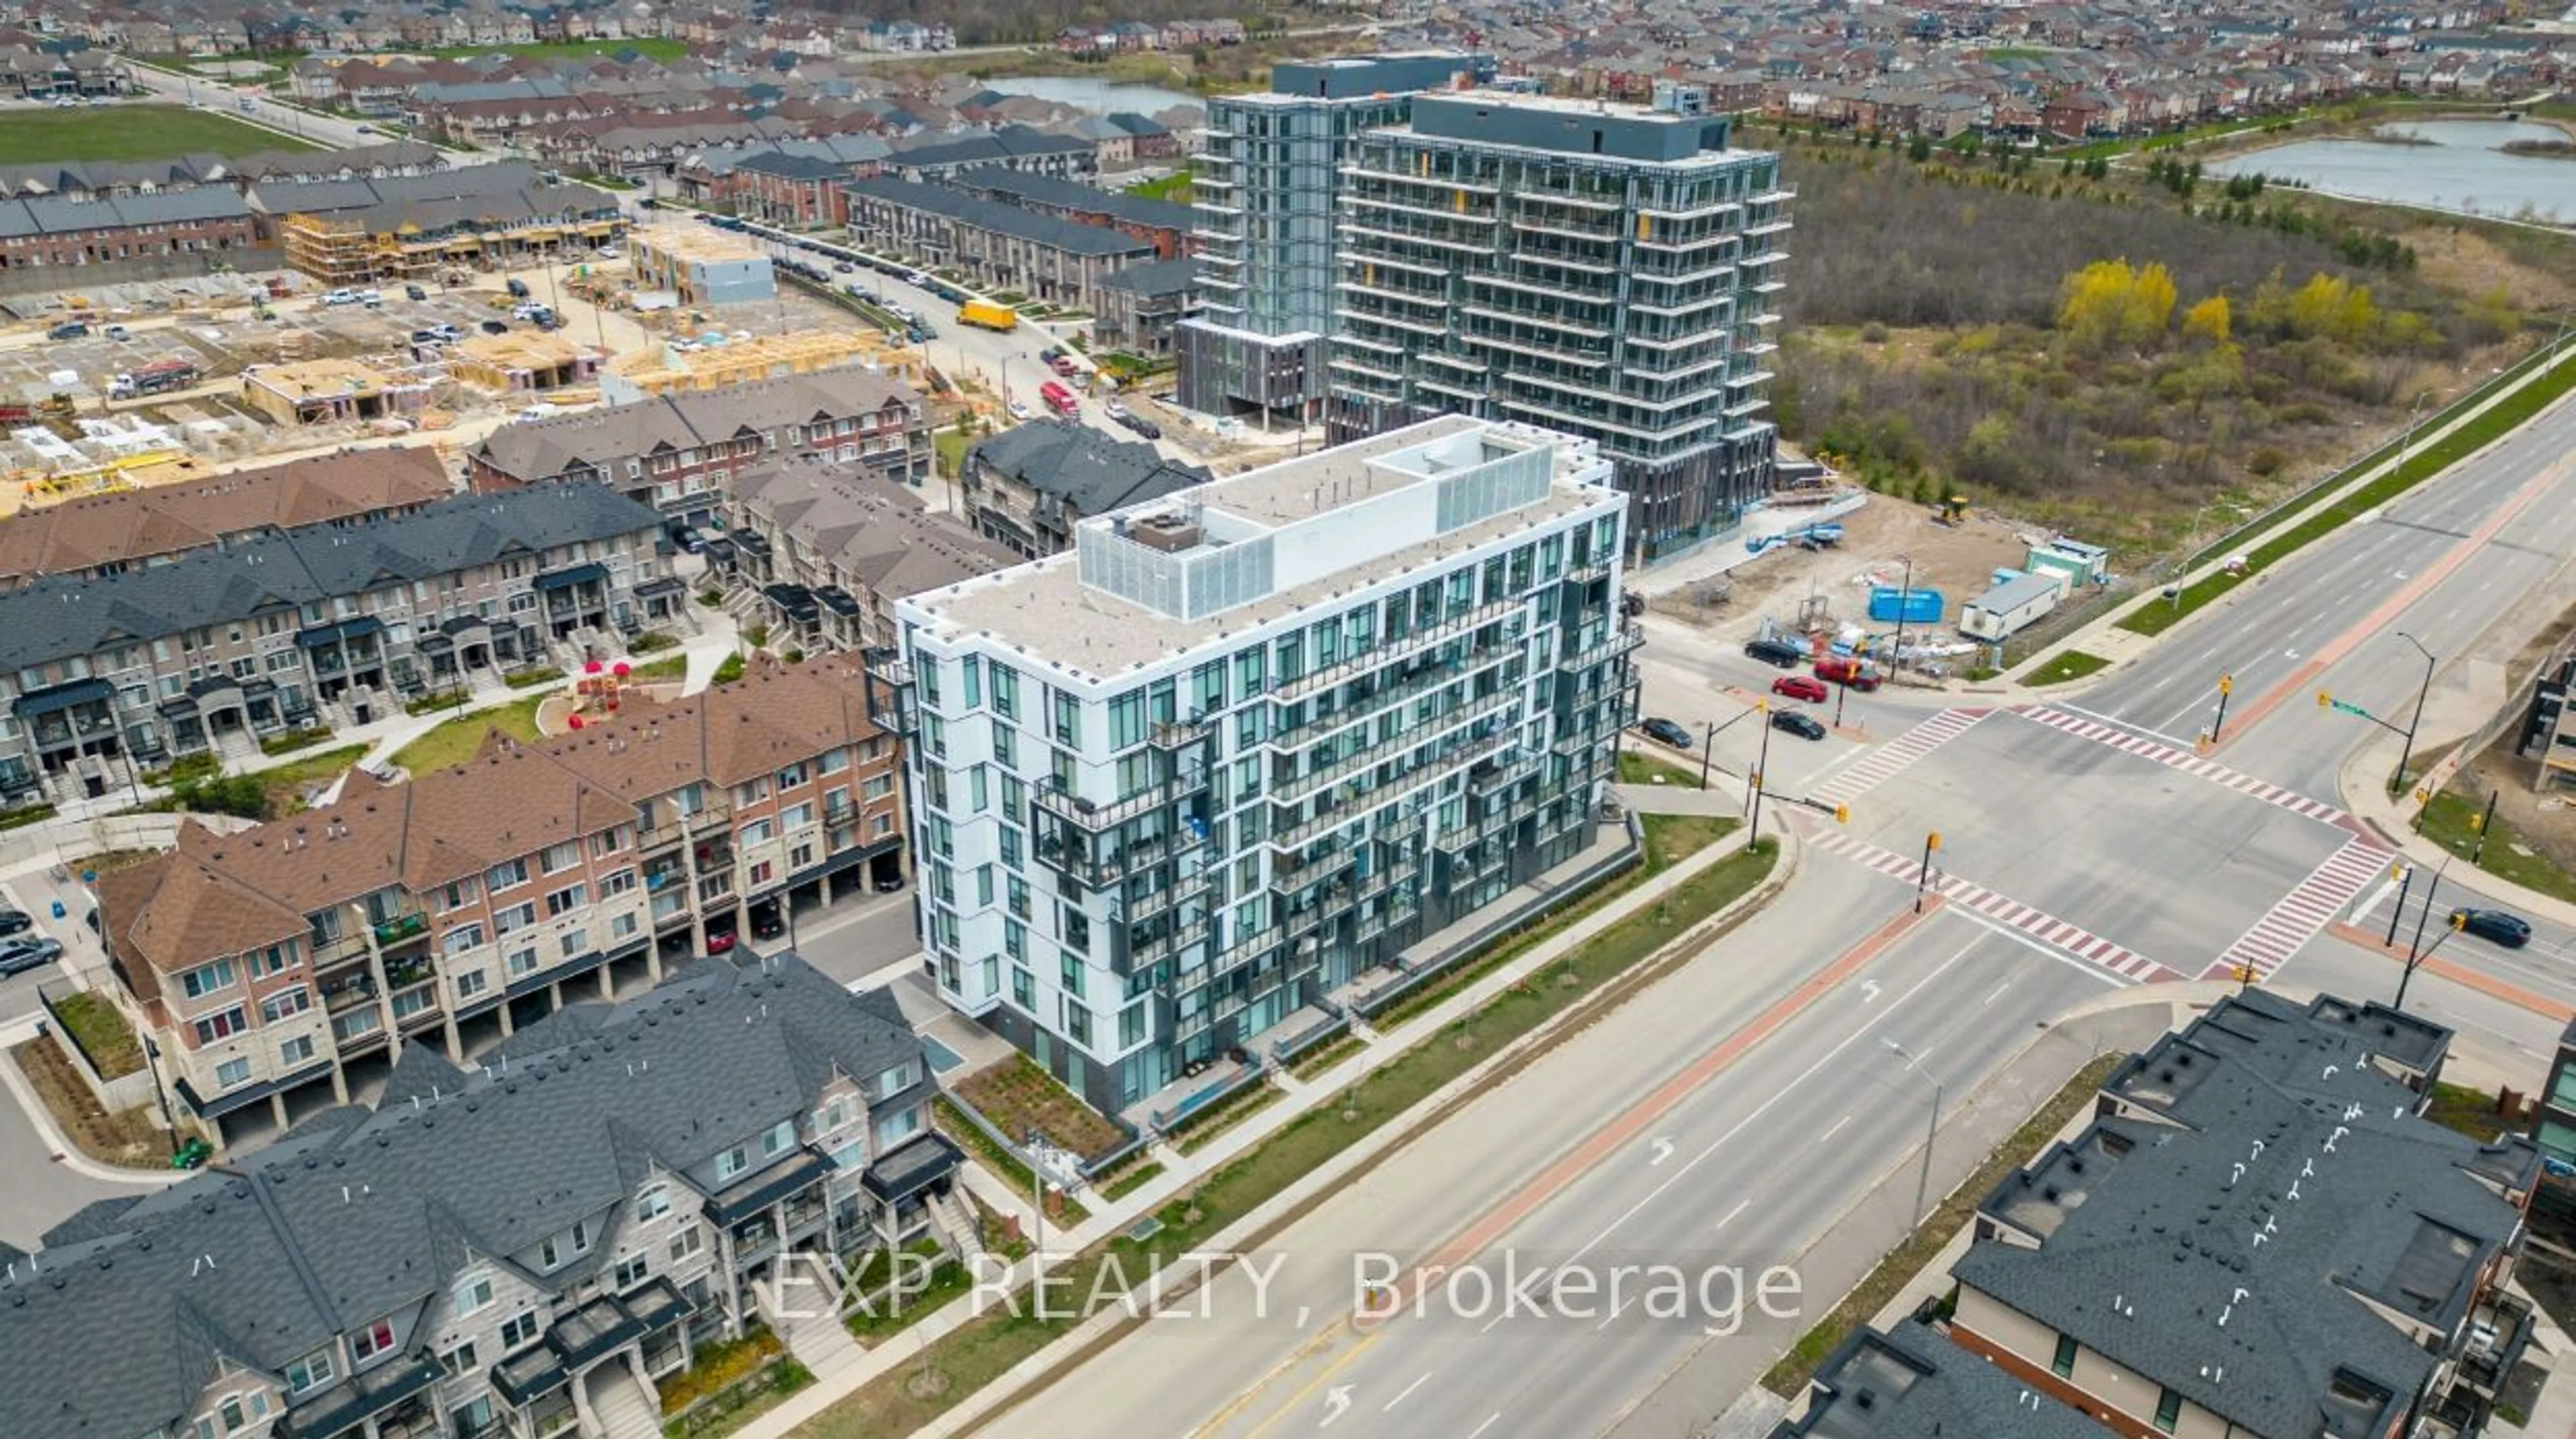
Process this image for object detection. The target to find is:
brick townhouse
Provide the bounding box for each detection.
[466,369,929,531]
[0,445,455,591]
[0,188,259,273]
[949,168,1197,260]
[0,952,967,1439]
[719,456,1020,653]
[841,176,1155,313]
[97,657,911,1149]
[731,151,855,227]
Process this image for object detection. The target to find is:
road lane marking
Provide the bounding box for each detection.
[1376,914,1970,1328]
[1225,1330,1386,1439]
[1563,935,1984,1266]
[2015,706,2351,827]
[1809,829,2174,982]
[2351,876,2401,928]
[1477,1266,1550,1334]
[1714,1197,1750,1232]
[1383,1373,1432,1413]
[2203,837,2397,984]
[2043,702,2196,751]
[1819,1114,1853,1143]
[2322,922,2576,1022]
[1466,1416,1501,1439]
[1809,707,1990,806]
[2222,460,2565,745]
[1984,981,2012,1006]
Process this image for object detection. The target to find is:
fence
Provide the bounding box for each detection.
[36,983,158,1115]
[1153,1062,1271,1141]
[0,809,258,873]
[1268,1004,1352,1067]
[1351,808,1645,1022]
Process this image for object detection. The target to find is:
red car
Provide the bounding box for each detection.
[1771,675,1829,703]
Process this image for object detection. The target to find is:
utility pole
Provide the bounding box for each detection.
[2209,674,2233,743]
[1915,831,1941,914]
[2471,789,2498,867]
[1696,706,1756,791]
[1887,555,1914,682]
[2396,853,2455,1010]
[1026,1127,1048,1263]
[1883,1040,1939,1242]
[2383,862,2412,949]
[1747,702,1773,844]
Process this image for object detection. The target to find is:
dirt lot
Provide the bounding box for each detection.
[1651,494,2033,645]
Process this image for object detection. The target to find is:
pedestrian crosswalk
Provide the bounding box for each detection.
[2017,706,2349,826]
[1807,829,2178,984]
[1809,707,1990,807]
[2203,836,2396,983]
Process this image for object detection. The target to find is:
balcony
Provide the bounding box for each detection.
[1275,600,1523,702]
[370,910,428,947]
[2455,1291,2536,1397]
[1123,870,1212,928]
[1150,718,1215,751]
[323,975,378,1012]
[1271,649,1520,756]
[1556,621,1644,673]
[1031,775,1191,833]
[1271,731,1511,851]
[1273,688,1519,806]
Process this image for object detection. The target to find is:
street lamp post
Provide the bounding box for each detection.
[2396,390,2434,469]
[2396,852,2455,1011]
[2208,674,2233,743]
[2471,789,2498,867]
[1697,706,1758,790]
[1886,555,1914,682]
[2391,631,2436,796]
[1746,702,1773,843]
[1882,1039,1941,1242]
[2383,862,2413,949]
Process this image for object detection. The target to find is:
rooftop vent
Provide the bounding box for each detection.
[1127,512,1202,553]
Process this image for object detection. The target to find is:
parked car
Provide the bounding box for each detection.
[356,289,382,307]
[833,262,856,274]
[1104,400,1129,419]
[0,908,30,937]
[1039,345,1063,364]
[45,320,87,339]
[670,527,706,554]
[1118,413,1163,441]
[1008,400,1034,421]
[410,329,449,346]
[0,935,63,977]
[1638,716,1695,750]
[354,123,376,135]
[1744,637,1805,668]
[2451,908,2532,948]
[506,278,532,299]
[1770,710,1829,741]
[704,930,738,955]
[1771,675,1829,703]
[405,283,428,301]
[480,319,510,335]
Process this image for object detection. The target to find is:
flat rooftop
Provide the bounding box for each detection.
[633,226,769,264]
[908,417,1617,682]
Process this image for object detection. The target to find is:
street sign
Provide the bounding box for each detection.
[2330,700,2369,717]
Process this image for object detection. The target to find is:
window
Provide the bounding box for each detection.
[453,1273,494,1318]
[590,828,624,858]
[259,987,310,1023]
[2051,1333,2078,1379]
[486,858,529,892]
[454,968,488,1001]
[438,1340,478,1379]
[761,1119,795,1157]
[601,867,637,898]
[545,884,586,917]
[874,1062,918,1100]
[442,922,486,956]
[558,928,588,959]
[539,1218,594,1271]
[352,1318,398,1363]
[494,902,537,935]
[877,1104,922,1147]
[539,840,580,875]
[180,957,237,1000]
[1011,966,1034,1009]
[280,1034,315,1067]
[637,1185,672,1221]
[194,1006,246,1045]
[506,946,539,978]
[669,1224,705,1263]
[2155,1387,2182,1433]
[714,1144,750,1181]
[781,802,814,831]
[500,1312,540,1350]
[861,774,894,801]
[214,1057,251,1089]
[284,1352,335,1394]
[391,987,436,1021]
[775,761,808,789]
[819,747,849,775]
[737,818,775,847]
[207,1390,270,1435]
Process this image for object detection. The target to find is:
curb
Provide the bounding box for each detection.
[0,1035,178,1189]
[891,830,1802,1439]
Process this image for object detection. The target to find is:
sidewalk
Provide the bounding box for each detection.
[2339,729,2576,935]
[734,822,1794,1439]
[1990,336,2576,702]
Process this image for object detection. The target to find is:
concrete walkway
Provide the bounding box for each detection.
[731,821,1793,1439]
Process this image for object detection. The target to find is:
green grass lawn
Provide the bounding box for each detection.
[2023,649,2112,687]
[388,696,547,778]
[1640,814,1736,876]
[423,38,689,63]
[258,744,369,816]
[0,104,321,164]
[2414,788,2576,907]
[1617,747,1704,788]
[1123,172,1193,203]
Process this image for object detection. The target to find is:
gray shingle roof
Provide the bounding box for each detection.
[1097,256,1200,298]
[954,168,1192,231]
[0,482,661,673]
[1955,997,2536,1439]
[843,176,1156,259]
[469,369,922,483]
[886,123,1091,172]
[0,955,919,1439]
[965,417,1208,517]
[1772,1321,2108,1438]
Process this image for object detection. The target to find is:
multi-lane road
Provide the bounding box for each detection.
[969,362,2576,1438]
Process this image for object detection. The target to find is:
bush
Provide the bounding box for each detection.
[1858,321,1890,343]
[258,726,332,757]
[627,631,678,653]
[743,622,771,649]
[712,654,745,686]
[2246,446,2288,476]
[698,588,724,608]
[143,753,221,787]
[502,667,559,690]
[171,773,270,820]
[782,647,806,665]
[0,802,57,832]
[405,690,469,716]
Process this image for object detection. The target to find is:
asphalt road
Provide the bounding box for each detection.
[981,887,2128,1439]
[118,68,398,154]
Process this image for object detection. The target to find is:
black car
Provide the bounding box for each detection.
[0,909,30,938]
[1770,710,1829,741]
[1638,717,1695,750]
[480,319,509,334]
[404,283,428,301]
[833,262,856,274]
[1745,637,1805,668]
[1118,413,1163,440]
[2451,907,2532,947]
[0,936,63,977]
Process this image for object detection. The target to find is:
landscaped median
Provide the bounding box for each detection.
[2119,337,2576,639]
[790,831,1782,1436]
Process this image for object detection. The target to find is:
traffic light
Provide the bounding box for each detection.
[1927,831,1943,851]
[2317,690,2332,710]
[1834,804,1849,824]
[2237,963,2257,984]
[2469,812,2486,833]
[2451,911,2467,931]
[2218,675,2233,696]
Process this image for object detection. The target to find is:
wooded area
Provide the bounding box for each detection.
[1766,134,2548,551]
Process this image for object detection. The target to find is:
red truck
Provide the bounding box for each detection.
[1039,380,1078,418]
[1813,655,1882,692]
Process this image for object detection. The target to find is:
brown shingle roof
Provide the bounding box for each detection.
[0,446,455,589]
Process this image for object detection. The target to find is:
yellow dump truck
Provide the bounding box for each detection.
[959,300,1019,333]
